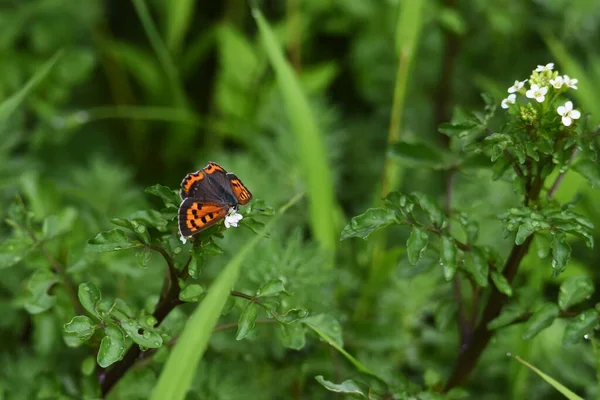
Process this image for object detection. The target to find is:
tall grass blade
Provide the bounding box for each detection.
[0,50,64,121]
[513,355,584,400]
[150,193,303,400]
[165,0,195,54]
[252,8,337,253]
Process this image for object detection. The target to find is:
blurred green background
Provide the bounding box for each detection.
[2,0,600,399]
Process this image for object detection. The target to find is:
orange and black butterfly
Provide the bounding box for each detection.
[178,162,252,238]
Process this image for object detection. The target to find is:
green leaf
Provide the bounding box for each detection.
[522,304,559,340]
[254,9,337,251]
[256,279,287,298]
[278,322,306,350]
[512,355,584,400]
[144,184,180,208]
[236,302,259,341]
[572,159,600,188]
[81,356,96,376]
[515,221,535,245]
[272,308,309,324]
[0,50,63,121]
[438,121,479,137]
[42,208,78,240]
[97,322,126,368]
[78,282,101,318]
[551,234,571,277]
[129,210,169,231]
[87,229,143,252]
[0,236,34,269]
[24,269,59,314]
[389,141,451,170]
[63,316,96,340]
[558,275,594,310]
[150,193,302,400]
[111,217,151,244]
[179,284,205,302]
[491,271,513,297]
[221,296,235,316]
[340,208,399,240]
[165,0,194,54]
[303,314,343,347]
[440,236,457,281]
[314,376,369,398]
[463,247,489,287]
[488,304,525,330]
[562,309,598,347]
[406,227,429,265]
[411,192,445,227]
[120,319,163,348]
[136,248,152,268]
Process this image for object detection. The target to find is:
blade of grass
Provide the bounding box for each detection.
[164,0,195,54]
[252,8,337,253]
[150,193,304,400]
[513,355,584,400]
[354,0,427,319]
[0,50,64,121]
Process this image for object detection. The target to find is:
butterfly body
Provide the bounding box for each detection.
[178,162,252,238]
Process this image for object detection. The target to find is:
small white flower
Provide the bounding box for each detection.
[535,63,554,72]
[501,93,517,109]
[563,75,578,90]
[224,210,243,228]
[508,80,526,93]
[557,101,581,126]
[549,76,564,89]
[525,84,548,103]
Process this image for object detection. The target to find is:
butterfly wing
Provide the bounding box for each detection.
[180,170,206,200]
[178,198,229,237]
[227,173,252,205]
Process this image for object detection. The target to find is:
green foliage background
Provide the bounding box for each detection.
[1,0,600,399]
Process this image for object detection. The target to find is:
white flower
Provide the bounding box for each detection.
[501,93,517,109]
[535,63,554,72]
[224,210,243,228]
[549,76,564,89]
[557,101,581,126]
[508,80,526,93]
[525,84,548,103]
[563,75,578,90]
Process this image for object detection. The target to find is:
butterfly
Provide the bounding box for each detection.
[178,162,252,239]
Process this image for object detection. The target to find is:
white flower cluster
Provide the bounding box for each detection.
[500,63,581,126]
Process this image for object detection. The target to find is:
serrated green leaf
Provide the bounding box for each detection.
[572,159,600,188]
[78,282,101,318]
[24,269,59,314]
[63,316,96,340]
[559,276,594,310]
[315,376,369,398]
[97,322,126,368]
[42,207,78,240]
[179,284,205,302]
[111,217,151,244]
[563,309,598,347]
[236,301,259,341]
[278,322,306,350]
[412,192,445,227]
[551,234,571,277]
[463,247,488,287]
[87,229,143,252]
[0,236,34,269]
[145,184,180,208]
[440,236,457,281]
[515,221,535,245]
[303,314,343,347]
[488,304,524,330]
[522,304,559,340]
[273,308,309,324]
[340,208,399,240]
[491,271,513,297]
[256,279,287,298]
[407,227,429,265]
[129,209,169,231]
[389,141,451,170]
[438,121,478,137]
[136,248,152,268]
[120,319,163,348]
